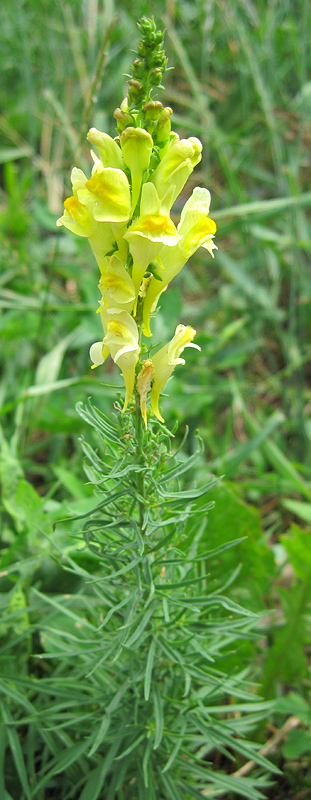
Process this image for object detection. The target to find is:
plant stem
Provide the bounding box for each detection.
[135,391,145,534]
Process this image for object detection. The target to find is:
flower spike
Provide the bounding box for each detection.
[57,19,217,420]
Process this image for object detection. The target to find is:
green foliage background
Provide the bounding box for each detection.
[0,0,311,797]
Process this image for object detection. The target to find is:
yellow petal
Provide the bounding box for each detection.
[56,195,95,237]
[99,255,135,311]
[99,308,140,411]
[181,216,217,256]
[151,137,203,210]
[78,168,131,222]
[150,325,200,422]
[87,128,124,169]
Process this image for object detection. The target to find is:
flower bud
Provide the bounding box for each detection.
[120,126,153,213]
[151,137,203,211]
[87,128,124,169]
[143,100,163,120]
[153,107,173,158]
[113,98,133,133]
[136,358,155,429]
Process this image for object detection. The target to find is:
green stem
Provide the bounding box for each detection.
[135,391,145,534]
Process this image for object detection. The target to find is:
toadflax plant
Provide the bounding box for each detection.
[45,16,279,800]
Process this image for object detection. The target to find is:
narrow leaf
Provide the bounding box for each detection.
[0,701,31,799]
[126,604,157,648]
[153,685,164,749]
[144,638,156,701]
[79,738,122,800]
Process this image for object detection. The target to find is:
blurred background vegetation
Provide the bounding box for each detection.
[0,0,311,796]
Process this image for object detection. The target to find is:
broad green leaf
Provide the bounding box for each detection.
[282,728,311,759]
[275,692,311,725]
[191,483,274,610]
[281,524,311,579]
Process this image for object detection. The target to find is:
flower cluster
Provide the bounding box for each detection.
[57,91,216,426]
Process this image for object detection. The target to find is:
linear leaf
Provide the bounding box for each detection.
[162,722,186,773]
[0,723,7,800]
[155,537,247,565]
[0,701,31,800]
[153,685,164,749]
[114,733,146,760]
[76,402,124,447]
[161,437,204,484]
[282,499,311,524]
[144,638,157,701]
[157,477,220,501]
[142,739,153,787]
[79,738,122,800]
[126,604,157,648]
[161,772,184,800]
[213,190,311,220]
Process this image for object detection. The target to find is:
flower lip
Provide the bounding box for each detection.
[106,320,131,338]
[63,196,90,224]
[78,167,131,223]
[183,216,217,248]
[150,324,200,423]
[85,173,119,201]
[99,274,134,296]
[129,214,176,235]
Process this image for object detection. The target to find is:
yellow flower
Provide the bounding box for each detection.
[120,127,153,213]
[90,308,139,411]
[124,182,181,309]
[87,128,124,170]
[151,137,203,213]
[143,187,217,336]
[150,325,201,422]
[136,358,155,429]
[56,167,115,270]
[98,254,135,312]
[177,187,217,258]
[77,162,131,223]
